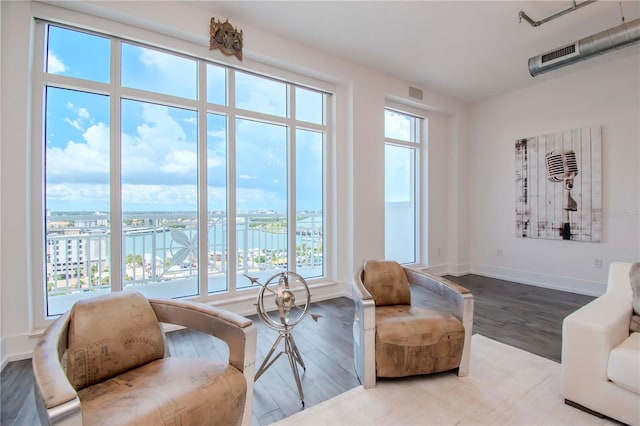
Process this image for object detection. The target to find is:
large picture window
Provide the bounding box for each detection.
[384,108,423,264]
[37,22,329,317]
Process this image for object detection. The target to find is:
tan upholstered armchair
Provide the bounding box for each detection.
[352,260,474,388]
[32,291,257,426]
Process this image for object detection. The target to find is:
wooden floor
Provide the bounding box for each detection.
[1,274,595,426]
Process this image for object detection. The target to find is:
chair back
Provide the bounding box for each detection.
[66,291,165,390]
[362,260,411,306]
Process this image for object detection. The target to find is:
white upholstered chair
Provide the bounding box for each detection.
[562,262,640,426]
[32,291,257,426]
[352,260,474,388]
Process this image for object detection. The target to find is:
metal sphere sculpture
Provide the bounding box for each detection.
[247,271,312,407]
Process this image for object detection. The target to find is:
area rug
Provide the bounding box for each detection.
[275,334,614,425]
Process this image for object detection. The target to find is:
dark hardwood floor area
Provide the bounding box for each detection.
[1,275,595,426]
[444,274,594,362]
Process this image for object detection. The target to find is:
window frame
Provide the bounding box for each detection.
[30,13,334,327]
[383,104,425,266]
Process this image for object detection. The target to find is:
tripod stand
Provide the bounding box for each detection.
[248,271,311,407]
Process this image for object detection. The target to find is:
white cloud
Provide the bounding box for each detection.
[385,111,412,141]
[236,73,286,116]
[78,108,91,120]
[160,150,197,174]
[46,183,108,202]
[122,184,197,209]
[207,152,225,169]
[47,52,67,74]
[236,187,283,212]
[63,104,94,132]
[130,46,196,98]
[64,118,84,132]
[46,122,110,177]
[207,129,226,138]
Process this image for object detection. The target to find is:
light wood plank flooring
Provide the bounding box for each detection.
[0,275,595,426]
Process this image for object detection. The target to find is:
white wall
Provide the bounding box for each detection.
[469,54,640,295]
[0,0,468,365]
[1,1,38,367]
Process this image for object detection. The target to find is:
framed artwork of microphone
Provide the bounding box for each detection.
[515,125,602,241]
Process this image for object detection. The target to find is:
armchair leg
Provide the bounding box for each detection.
[241,326,257,426]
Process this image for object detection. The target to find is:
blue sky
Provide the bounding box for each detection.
[44,25,324,213]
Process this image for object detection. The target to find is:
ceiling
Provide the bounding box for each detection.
[187,1,640,103]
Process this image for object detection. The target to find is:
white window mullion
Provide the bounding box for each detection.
[413,119,421,264]
[119,87,200,111]
[322,93,331,278]
[227,70,238,293]
[197,61,208,298]
[32,22,48,322]
[287,85,297,273]
[411,145,419,263]
[42,74,111,95]
[110,39,123,291]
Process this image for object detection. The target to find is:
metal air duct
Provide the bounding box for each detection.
[528,17,640,76]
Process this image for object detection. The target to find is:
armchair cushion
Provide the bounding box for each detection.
[363,260,411,306]
[375,305,465,377]
[607,332,640,394]
[77,357,246,425]
[67,291,165,390]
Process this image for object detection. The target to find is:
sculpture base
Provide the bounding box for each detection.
[255,328,306,407]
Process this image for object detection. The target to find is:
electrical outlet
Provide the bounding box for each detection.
[593,258,603,269]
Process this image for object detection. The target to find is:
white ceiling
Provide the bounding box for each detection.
[187,1,640,103]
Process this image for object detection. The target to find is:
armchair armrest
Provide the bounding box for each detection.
[404,268,473,322]
[562,294,632,381]
[561,293,634,422]
[32,311,82,425]
[149,298,256,373]
[352,267,376,388]
[352,267,374,301]
[404,267,474,376]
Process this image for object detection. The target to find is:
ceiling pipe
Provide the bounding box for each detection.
[528,17,640,76]
[519,0,597,27]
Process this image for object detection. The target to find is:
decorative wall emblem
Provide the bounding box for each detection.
[515,125,602,241]
[209,17,243,61]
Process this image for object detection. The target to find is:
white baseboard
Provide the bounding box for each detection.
[423,262,471,277]
[422,262,448,275]
[1,333,39,370]
[469,263,606,296]
[447,262,471,276]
